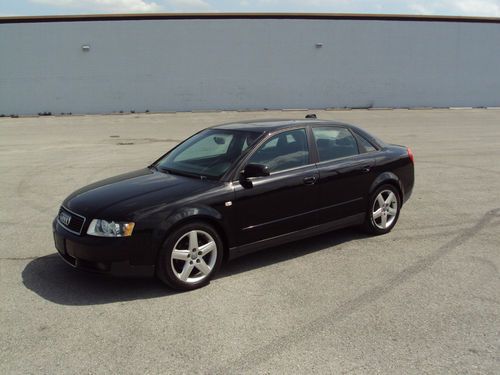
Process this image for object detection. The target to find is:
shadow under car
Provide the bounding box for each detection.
[22,228,367,305]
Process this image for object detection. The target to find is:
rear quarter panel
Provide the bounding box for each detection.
[371,146,414,204]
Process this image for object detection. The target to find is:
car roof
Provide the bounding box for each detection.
[210,118,387,148]
[210,118,353,133]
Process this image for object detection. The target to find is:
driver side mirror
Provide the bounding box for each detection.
[240,164,270,187]
[241,163,270,178]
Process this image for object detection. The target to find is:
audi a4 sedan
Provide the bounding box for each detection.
[53,117,414,290]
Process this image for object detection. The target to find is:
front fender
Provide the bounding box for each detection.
[151,205,225,259]
[164,205,223,230]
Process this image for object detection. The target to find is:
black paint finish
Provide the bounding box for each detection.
[53,119,414,276]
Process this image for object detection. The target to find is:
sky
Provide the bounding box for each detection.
[1,0,500,17]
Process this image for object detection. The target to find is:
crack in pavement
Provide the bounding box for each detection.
[0,255,57,261]
[212,208,500,374]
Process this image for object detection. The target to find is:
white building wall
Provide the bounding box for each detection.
[1,17,499,115]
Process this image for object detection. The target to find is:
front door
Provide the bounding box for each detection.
[232,128,319,246]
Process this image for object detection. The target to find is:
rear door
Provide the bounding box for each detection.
[232,128,319,246]
[312,126,377,223]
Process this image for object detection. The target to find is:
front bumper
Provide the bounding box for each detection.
[53,219,155,277]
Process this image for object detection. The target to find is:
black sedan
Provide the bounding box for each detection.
[53,117,414,290]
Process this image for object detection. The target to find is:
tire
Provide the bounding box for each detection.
[363,184,401,235]
[157,222,223,291]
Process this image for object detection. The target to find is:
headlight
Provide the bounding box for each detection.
[87,219,135,237]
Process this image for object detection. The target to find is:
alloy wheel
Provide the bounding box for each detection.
[170,230,218,283]
[372,189,398,230]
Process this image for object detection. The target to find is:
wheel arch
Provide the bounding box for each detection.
[369,172,404,204]
[153,207,230,265]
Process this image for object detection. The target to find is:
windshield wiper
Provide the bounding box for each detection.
[165,168,201,179]
[153,165,210,180]
[152,165,175,175]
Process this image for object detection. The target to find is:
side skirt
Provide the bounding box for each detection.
[228,213,365,260]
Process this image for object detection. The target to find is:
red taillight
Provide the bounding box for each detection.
[407,147,414,163]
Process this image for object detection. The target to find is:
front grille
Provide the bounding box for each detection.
[58,206,86,235]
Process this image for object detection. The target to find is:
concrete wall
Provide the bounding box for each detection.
[1,16,500,115]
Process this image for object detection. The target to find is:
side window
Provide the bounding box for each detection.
[355,133,377,153]
[241,133,261,152]
[313,127,358,162]
[247,129,309,173]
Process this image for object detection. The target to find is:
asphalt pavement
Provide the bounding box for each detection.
[0,109,499,374]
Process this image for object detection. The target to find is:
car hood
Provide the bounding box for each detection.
[64,168,217,219]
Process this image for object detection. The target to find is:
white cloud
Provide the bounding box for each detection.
[166,0,212,11]
[409,0,500,16]
[25,0,500,16]
[30,0,162,12]
[257,0,500,16]
[408,3,433,14]
[254,0,417,14]
[454,0,500,15]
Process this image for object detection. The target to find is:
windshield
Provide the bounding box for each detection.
[155,129,263,179]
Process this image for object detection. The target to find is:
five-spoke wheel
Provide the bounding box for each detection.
[171,230,217,283]
[364,184,401,234]
[157,222,223,290]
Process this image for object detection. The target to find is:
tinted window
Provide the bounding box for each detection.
[175,133,233,162]
[356,134,377,153]
[247,129,309,173]
[157,129,262,178]
[241,133,261,152]
[313,127,358,162]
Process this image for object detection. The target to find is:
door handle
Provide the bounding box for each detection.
[360,166,371,173]
[303,176,317,185]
